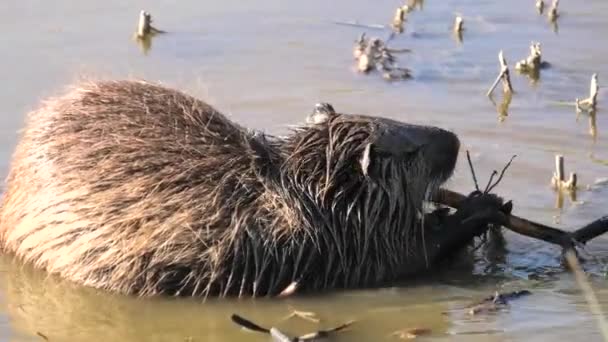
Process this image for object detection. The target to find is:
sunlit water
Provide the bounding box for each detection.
[0,0,607,341]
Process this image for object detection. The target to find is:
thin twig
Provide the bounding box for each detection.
[486,155,517,193]
[483,170,498,194]
[466,150,481,192]
[231,313,354,341]
[548,0,559,21]
[332,20,386,30]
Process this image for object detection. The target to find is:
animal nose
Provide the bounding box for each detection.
[422,127,460,180]
[373,122,460,180]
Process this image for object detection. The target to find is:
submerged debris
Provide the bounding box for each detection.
[389,327,432,340]
[551,155,578,192]
[281,307,321,324]
[452,15,464,43]
[231,314,354,341]
[466,290,532,315]
[382,67,413,81]
[36,332,49,341]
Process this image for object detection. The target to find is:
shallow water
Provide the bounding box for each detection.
[0,0,607,341]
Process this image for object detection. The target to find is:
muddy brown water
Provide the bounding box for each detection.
[0,0,608,341]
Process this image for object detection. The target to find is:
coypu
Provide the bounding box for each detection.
[0,79,507,297]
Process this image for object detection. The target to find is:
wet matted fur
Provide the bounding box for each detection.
[0,79,464,297]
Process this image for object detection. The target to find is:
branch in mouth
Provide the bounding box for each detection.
[433,188,608,249]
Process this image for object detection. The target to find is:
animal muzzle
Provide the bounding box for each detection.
[372,119,461,183]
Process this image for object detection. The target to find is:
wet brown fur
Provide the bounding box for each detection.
[0,80,459,297]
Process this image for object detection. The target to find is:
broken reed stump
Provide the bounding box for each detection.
[391,6,407,33]
[551,155,577,192]
[434,189,608,251]
[453,15,464,43]
[548,0,559,21]
[133,10,166,54]
[389,328,432,340]
[487,50,514,97]
[590,73,599,107]
[135,10,165,39]
[136,10,152,38]
[453,16,464,33]
[515,42,542,73]
[579,73,600,110]
[551,155,577,209]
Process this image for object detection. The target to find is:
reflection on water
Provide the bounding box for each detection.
[0,0,608,340]
[550,17,559,34]
[519,67,541,86]
[577,108,600,141]
[589,110,598,140]
[453,30,464,45]
[554,187,577,210]
[134,35,153,55]
[489,91,513,122]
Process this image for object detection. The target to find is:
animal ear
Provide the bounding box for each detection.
[306,102,337,125]
[360,143,373,177]
[246,132,280,180]
[306,112,332,125]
